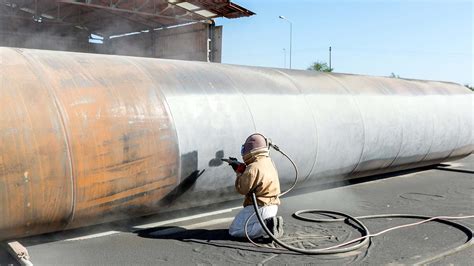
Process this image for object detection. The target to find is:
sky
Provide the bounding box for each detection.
[215,0,473,85]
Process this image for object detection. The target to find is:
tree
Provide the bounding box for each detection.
[465,84,473,91]
[307,61,333,72]
[389,72,400,78]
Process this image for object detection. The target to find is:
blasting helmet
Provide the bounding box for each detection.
[241,133,268,156]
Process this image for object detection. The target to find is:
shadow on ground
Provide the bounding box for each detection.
[136,226,300,255]
[138,227,235,241]
[2,163,464,258]
[0,246,19,265]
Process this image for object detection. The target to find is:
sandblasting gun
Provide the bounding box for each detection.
[222,157,246,174]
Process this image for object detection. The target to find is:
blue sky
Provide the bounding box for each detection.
[215,0,473,85]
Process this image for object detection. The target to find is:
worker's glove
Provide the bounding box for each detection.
[222,157,246,174]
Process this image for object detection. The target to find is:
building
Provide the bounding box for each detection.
[0,0,254,62]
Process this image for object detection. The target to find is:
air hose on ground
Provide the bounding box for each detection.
[244,142,474,259]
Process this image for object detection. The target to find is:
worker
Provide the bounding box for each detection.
[227,133,284,240]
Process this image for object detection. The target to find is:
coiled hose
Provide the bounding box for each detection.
[244,143,474,259]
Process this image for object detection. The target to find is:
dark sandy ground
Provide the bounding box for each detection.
[1,155,472,265]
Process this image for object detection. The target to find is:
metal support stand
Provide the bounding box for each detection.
[4,241,33,266]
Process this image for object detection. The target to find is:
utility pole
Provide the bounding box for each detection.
[279,16,292,69]
[329,46,332,70]
[289,22,292,69]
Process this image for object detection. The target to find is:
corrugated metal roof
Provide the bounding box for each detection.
[0,0,254,36]
[184,0,254,18]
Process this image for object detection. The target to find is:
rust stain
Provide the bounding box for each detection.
[2,47,471,242]
[76,176,177,210]
[0,48,180,240]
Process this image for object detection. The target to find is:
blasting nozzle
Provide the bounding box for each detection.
[222,157,246,174]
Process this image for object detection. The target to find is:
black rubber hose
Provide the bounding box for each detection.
[246,143,474,257]
[252,196,473,255]
[251,192,372,254]
[268,143,298,197]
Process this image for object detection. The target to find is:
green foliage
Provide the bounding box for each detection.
[465,84,473,91]
[307,61,333,72]
[389,72,401,78]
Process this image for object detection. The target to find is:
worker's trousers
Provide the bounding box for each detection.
[228,204,278,238]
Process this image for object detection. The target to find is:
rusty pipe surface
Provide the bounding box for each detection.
[0,47,472,241]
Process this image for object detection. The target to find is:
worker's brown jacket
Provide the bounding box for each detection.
[235,148,281,207]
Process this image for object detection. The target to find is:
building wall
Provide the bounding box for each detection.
[212,26,223,63]
[0,18,92,53]
[0,18,222,62]
[93,32,154,58]
[101,23,222,63]
[155,23,209,61]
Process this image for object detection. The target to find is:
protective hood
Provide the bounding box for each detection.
[241,134,267,156]
[242,147,269,165]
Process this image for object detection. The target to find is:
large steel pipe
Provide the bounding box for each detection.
[0,47,472,240]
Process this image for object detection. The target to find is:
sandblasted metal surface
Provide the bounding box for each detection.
[0,47,472,240]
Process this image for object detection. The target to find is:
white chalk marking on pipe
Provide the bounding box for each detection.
[134,206,242,230]
[149,217,235,237]
[63,231,120,241]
